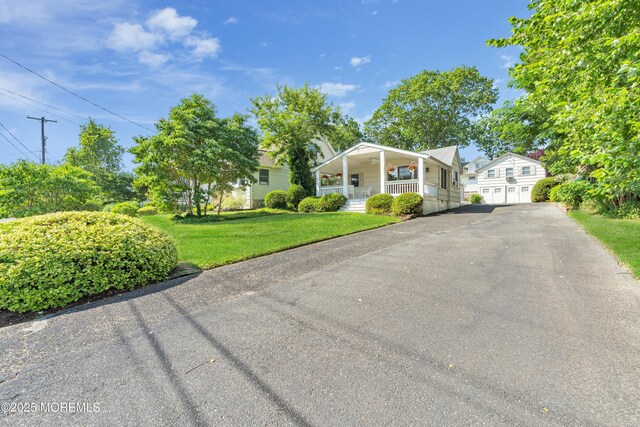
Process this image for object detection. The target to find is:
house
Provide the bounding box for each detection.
[312,142,463,214]
[235,138,336,209]
[473,153,546,204]
[460,155,490,197]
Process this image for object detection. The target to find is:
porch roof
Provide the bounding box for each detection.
[312,142,450,172]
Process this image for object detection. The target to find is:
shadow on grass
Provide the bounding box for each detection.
[173,208,289,224]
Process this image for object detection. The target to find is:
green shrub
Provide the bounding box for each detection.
[318,193,347,212]
[81,200,102,211]
[470,193,483,204]
[601,199,640,220]
[0,211,178,313]
[102,202,117,212]
[366,194,394,215]
[112,201,139,217]
[264,190,288,209]
[286,184,307,209]
[531,177,558,202]
[298,197,321,213]
[550,180,592,208]
[391,192,423,216]
[137,205,158,216]
[221,194,246,211]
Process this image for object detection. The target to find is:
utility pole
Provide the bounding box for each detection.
[27,116,57,164]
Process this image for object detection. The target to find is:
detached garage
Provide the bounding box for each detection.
[473,153,546,204]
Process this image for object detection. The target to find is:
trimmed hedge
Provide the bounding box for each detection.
[112,201,139,217]
[318,193,347,212]
[137,205,158,216]
[298,197,321,213]
[286,184,307,209]
[470,193,483,204]
[0,211,178,313]
[366,194,394,215]
[264,190,287,209]
[392,192,423,216]
[531,177,558,202]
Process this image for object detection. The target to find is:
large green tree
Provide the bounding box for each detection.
[64,119,130,201]
[490,0,640,206]
[365,66,498,151]
[328,114,363,152]
[131,94,259,216]
[251,84,338,194]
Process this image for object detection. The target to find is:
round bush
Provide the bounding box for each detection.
[286,184,307,209]
[298,197,320,213]
[112,201,139,217]
[469,193,483,204]
[318,193,347,212]
[0,211,178,313]
[264,190,287,209]
[137,205,158,216]
[366,194,394,215]
[549,180,592,208]
[391,192,424,216]
[531,177,558,202]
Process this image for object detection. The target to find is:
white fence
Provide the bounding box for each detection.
[319,186,344,196]
[385,180,419,195]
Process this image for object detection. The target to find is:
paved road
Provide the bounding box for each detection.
[1,204,639,426]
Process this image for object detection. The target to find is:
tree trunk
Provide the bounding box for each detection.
[217,189,224,215]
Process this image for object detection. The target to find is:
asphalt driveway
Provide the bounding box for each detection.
[1,204,639,426]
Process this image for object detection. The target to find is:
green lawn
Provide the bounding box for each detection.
[141,211,400,268]
[569,210,640,278]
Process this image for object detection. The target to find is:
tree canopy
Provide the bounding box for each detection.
[131,94,259,216]
[365,65,498,151]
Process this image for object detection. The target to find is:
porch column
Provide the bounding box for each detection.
[418,157,425,195]
[342,155,348,198]
[379,150,386,194]
[315,169,321,196]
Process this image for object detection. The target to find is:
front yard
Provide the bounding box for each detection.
[569,210,640,279]
[141,211,399,268]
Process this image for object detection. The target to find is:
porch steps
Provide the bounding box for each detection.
[340,199,367,213]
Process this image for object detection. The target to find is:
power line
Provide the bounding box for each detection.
[0,129,38,161]
[0,92,83,126]
[0,120,39,162]
[0,52,154,132]
[0,86,89,122]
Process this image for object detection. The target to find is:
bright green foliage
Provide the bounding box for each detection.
[0,211,178,313]
[112,201,139,217]
[286,184,307,209]
[391,192,424,216]
[318,193,347,212]
[531,177,559,202]
[131,94,259,216]
[365,194,394,215]
[298,197,321,212]
[137,205,158,216]
[81,200,102,211]
[550,180,593,208]
[251,84,339,194]
[470,193,483,204]
[0,161,98,218]
[328,115,363,152]
[490,0,640,207]
[264,190,288,209]
[605,200,640,220]
[365,66,498,150]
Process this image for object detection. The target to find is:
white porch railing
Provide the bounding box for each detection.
[385,179,419,195]
[319,186,343,196]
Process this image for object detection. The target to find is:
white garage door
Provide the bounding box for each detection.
[480,187,506,204]
[481,185,532,204]
[506,186,519,203]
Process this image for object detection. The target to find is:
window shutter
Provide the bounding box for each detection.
[531,165,537,175]
[495,169,500,178]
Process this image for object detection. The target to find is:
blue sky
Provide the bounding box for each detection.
[0,0,528,168]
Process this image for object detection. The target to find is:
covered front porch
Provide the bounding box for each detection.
[313,143,441,200]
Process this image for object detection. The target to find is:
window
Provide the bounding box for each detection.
[468,176,476,181]
[258,169,269,185]
[522,166,531,176]
[494,187,502,193]
[521,186,529,192]
[506,168,514,177]
[397,166,416,180]
[482,188,490,194]
[508,187,515,193]
[350,173,360,187]
[440,168,448,189]
[487,169,496,178]
[453,171,459,186]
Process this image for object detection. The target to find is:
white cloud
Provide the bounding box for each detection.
[186,36,222,58]
[382,80,399,88]
[106,23,158,51]
[223,16,238,25]
[138,51,169,68]
[318,82,357,97]
[492,78,504,89]
[334,66,343,71]
[350,55,371,67]
[339,101,356,113]
[147,7,197,40]
[260,41,270,48]
[500,54,515,69]
[371,10,379,15]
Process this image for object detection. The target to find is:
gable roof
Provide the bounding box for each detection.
[476,152,542,173]
[420,146,459,167]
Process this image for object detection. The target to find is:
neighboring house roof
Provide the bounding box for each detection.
[420,146,459,167]
[476,152,542,174]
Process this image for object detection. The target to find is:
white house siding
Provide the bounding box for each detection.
[475,154,545,204]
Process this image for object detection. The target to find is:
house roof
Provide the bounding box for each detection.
[420,145,459,167]
[476,152,542,173]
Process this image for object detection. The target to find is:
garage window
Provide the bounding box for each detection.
[494,187,502,193]
[482,188,489,194]
[522,186,529,192]
[508,187,515,192]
